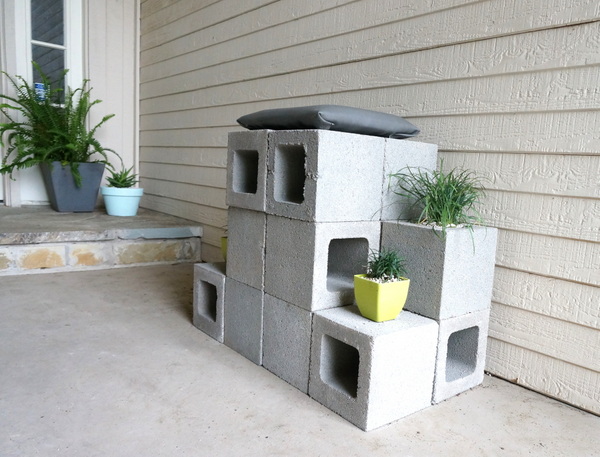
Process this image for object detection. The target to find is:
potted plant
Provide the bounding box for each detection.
[381,162,497,321]
[101,166,143,216]
[0,64,115,212]
[354,248,410,322]
[389,162,485,239]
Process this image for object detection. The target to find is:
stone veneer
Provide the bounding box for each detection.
[0,212,203,276]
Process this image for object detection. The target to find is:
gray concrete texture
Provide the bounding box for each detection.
[309,306,439,431]
[381,221,498,320]
[192,262,226,343]
[433,308,491,403]
[262,294,313,393]
[225,207,266,290]
[223,277,264,365]
[2,264,600,456]
[265,129,387,222]
[264,215,380,311]
[226,130,269,212]
[0,206,202,245]
[380,139,438,221]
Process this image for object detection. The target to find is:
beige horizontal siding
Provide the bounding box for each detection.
[143,193,226,227]
[490,303,600,372]
[494,268,599,329]
[142,146,227,168]
[487,339,600,414]
[496,231,599,286]
[139,0,600,413]
[443,152,600,198]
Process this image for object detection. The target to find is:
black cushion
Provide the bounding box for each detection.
[236,105,420,139]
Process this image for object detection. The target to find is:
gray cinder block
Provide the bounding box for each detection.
[227,130,269,212]
[432,308,490,403]
[225,207,266,290]
[262,295,313,393]
[309,306,438,431]
[193,262,226,342]
[264,215,381,311]
[223,278,264,365]
[381,139,438,221]
[265,129,386,222]
[381,221,498,320]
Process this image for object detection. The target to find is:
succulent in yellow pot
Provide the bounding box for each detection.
[354,249,410,322]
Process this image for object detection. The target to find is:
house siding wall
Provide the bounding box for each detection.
[139,0,600,414]
[87,0,139,174]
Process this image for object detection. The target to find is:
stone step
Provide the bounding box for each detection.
[0,206,202,275]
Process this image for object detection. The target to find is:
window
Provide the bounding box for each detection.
[31,0,66,96]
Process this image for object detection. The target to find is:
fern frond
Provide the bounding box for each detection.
[0,63,118,185]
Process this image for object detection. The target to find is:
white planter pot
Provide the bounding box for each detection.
[101,186,144,217]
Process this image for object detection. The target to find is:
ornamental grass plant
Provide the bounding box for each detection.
[389,162,485,238]
[365,248,407,283]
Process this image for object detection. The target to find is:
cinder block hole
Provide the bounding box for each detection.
[197,281,218,322]
[445,326,479,382]
[320,335,360,398]
[274,144,306,204]
[326,238,369,292]
[232,149,259,194]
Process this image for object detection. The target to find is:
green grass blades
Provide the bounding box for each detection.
[389,162,485,238]
[365,248,407,282]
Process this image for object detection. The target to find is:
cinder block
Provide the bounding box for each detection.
[381,221,498,320]
[262,295,313,393]
[265,129,386,222]
[226,130,268,212]
[193,262,226,343]
[264,215,381,311]
[225,207,266,290]
[433,308,490,403]
[380,139,438,221]
[223,278,264,365]
[309,306,438,431]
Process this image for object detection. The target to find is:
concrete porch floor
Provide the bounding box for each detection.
[1,264,599,457]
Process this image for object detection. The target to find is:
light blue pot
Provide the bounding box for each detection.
[101,186,144,216]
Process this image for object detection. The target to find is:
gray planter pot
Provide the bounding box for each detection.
[40,162,105,212]
[380,221,498,320]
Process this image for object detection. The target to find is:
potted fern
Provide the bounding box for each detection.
[0,64,115,212]
[354,249,410,322]
[101,166,143,216]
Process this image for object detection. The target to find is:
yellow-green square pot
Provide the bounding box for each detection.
[354,274,410,322]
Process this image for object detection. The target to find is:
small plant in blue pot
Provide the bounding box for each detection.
[101,166,144,216]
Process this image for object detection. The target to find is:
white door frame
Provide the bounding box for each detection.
[0,0,83,206]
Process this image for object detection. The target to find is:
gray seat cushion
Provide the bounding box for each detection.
[237,105,420,139]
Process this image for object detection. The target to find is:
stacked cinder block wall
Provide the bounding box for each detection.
[140,2,600,416]
[193,129,498,430]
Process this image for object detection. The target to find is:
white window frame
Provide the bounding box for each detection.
[0,0,84,206]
